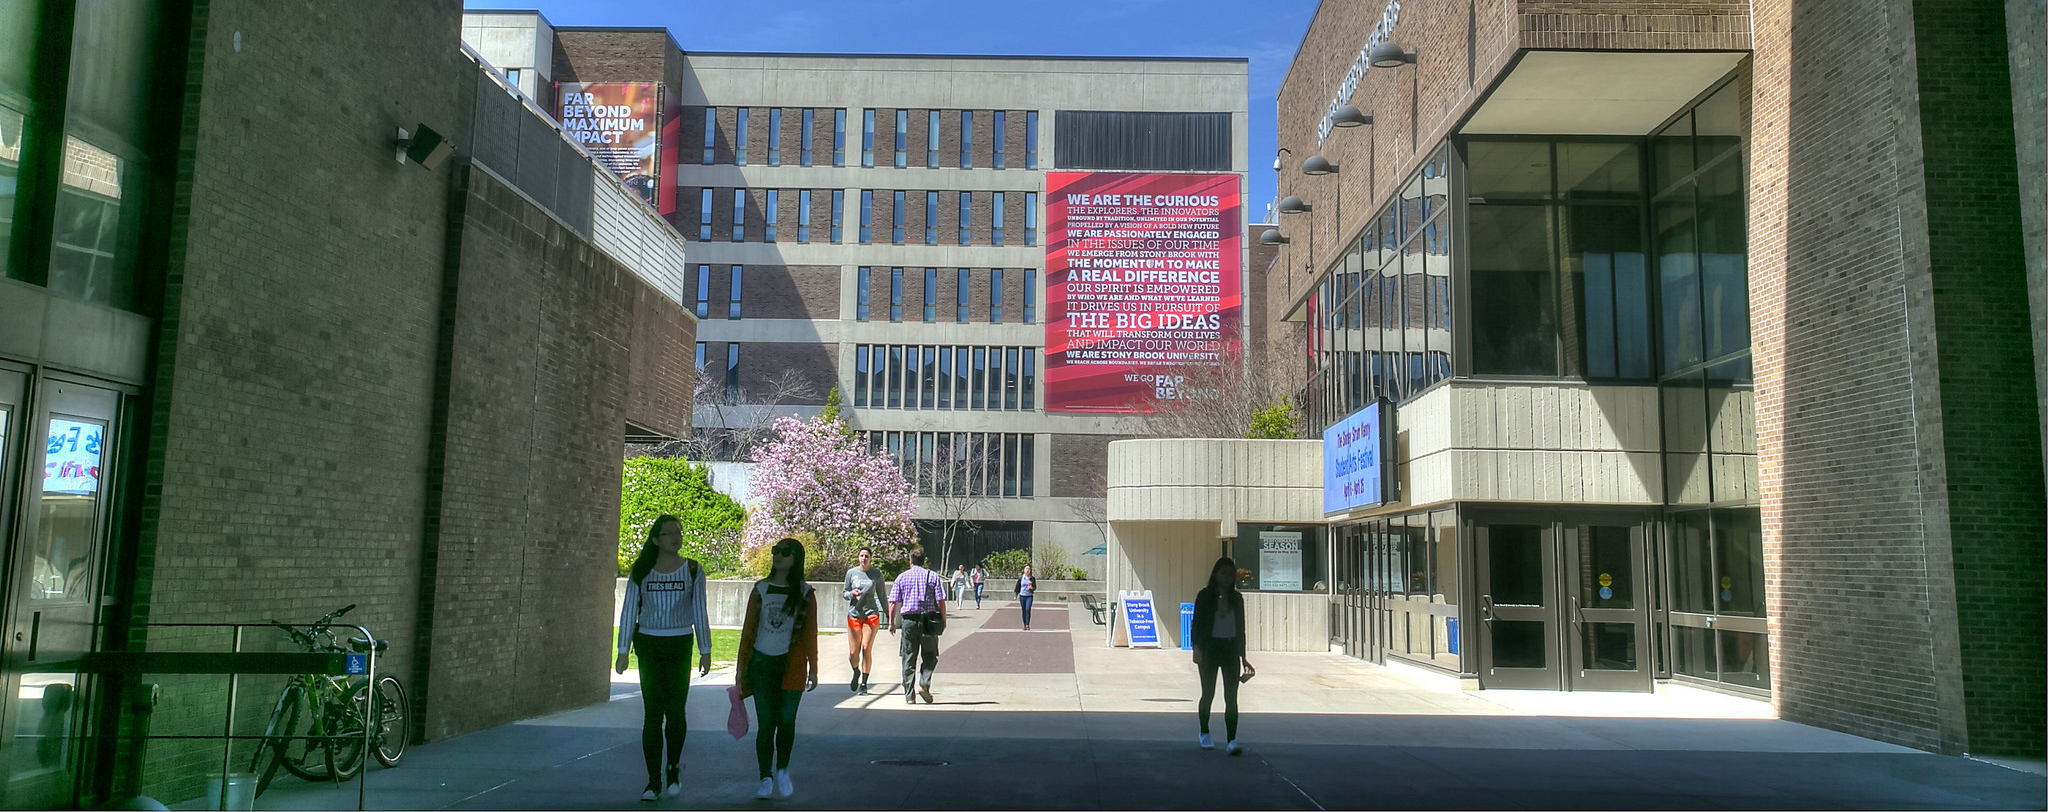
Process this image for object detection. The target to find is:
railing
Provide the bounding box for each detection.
[81,621,380,811]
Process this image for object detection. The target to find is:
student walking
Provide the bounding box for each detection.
[1016,564,1038,630]
[970,564,986,609]
[615,515,712,802]
[951,564,970,607]
[1191,556,1254,755]
[738,538,820,800]
[842,547,886,694]
[887,550,947,704]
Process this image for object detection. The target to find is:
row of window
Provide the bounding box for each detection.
[857,267,1036,324]
[852,345,1038,412]
[865,431,1036,498]
[700,107,1040,170]
[693,188,1038,246]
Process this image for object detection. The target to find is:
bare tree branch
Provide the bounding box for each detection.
[1137,344,1300,439]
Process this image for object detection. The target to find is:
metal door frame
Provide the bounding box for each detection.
[1473,521,1562,689]
[1560,521,1654,692]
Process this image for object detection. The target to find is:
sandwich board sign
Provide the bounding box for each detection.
[1115,590,1162,648]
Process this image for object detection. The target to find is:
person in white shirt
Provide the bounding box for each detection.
[615,515,712,802]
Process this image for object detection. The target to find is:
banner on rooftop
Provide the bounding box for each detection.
[1043,172,1242,414]
[556,81,666,212]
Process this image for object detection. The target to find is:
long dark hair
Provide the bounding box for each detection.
[768,537,808,627]
[1207,556,1238,596]
[629,515,683,585]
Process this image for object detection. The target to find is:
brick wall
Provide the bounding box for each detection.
[744,343,838,405]
[742,264,841,320]
[1051,434,1132,497]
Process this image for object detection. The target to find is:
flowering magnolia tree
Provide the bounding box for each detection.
[744,415,917,577]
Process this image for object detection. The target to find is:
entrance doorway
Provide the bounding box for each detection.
[1474,513,1653,691]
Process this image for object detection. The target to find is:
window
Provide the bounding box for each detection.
[953,348,970,406]
[993,110,1006,169]
[833,109,846,166]
[1025,111,1038,169]
[1021,350,1036,409]
[1024,192,1037,245]
[801,109,815,165]
[860,191,873,244]
[861,109,875,167]
[990,269,1005,323]
[1229,523,1330,593]
[959,111,973,168]
[1022,269,1036,324]
[922,346,938,407]
[764,190,779,242]
[503,67,522,89]
[927,110,941,166]
[905,348,922,410]
[889,267,904,322]
[938,351,954,409]
[854,347,870,406]
[698,188,714,240]
[1054,111,1230,171]
[1019,435,1035,495]
[958,193,971,245]
[991,192,1005,246]
[887,346,903,407]
[956,269,971,322]
[798,190,812,242]
[857,267,872,321]
[892,190,905,244]
[894,110,908,168]
[971,348,986,408]
[923,268,938,322]
[768,108,782,165]
[735,108,749,165]
[1005,348,1020,409]
[728,265,743,319]
[732,190,747,242]
[696,342,706,371]
[724,344,741,404]
[702,107,716,164]
[925,191,939,244]
[831,190,844,242]
[694,265,711,318]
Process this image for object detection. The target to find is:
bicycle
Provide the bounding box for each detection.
[248,604,410,798]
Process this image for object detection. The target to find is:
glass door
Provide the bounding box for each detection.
[1563,523,1653,691]
[1475,523,1561,689]
[3,379,120,809]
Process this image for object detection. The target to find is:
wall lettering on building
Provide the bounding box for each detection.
[1318,0,1402,145]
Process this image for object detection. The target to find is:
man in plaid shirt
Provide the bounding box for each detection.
[888,550,948,704]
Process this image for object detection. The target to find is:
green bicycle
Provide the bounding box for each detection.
[248,604,410,797]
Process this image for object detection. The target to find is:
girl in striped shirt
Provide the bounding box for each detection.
[615,515,712,802]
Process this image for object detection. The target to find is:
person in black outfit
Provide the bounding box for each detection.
[1190,556,1254,755]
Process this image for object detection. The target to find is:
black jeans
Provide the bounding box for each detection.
[634,632,694,783]
[1196,638,1243,740]
[747,652,802,779]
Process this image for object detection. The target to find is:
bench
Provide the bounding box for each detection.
[1080,594,1108,626]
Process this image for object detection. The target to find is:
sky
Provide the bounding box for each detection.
[463,0,1323,220]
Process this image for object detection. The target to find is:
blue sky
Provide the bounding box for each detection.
[463,0,1321,219]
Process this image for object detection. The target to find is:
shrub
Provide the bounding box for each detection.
[619,456,746,577]
[1247,395,1303,440]
[982,548,1031,578]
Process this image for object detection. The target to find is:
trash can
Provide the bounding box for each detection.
[203,773,257,811]
[1179,602,1195,650]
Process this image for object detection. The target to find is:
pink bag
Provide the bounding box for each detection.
[726,684,749,740]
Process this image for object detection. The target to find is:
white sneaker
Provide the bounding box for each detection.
[662,778,680,799]
[1198,733,1214,750]
[773,769,793,799]
[1227,739,1243,755]
[755,777,774,799]
[640,784,659,802]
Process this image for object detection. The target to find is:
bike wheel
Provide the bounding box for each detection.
[369,676,410,767]
[278,689,339,782]
[326,695,368,781]
[250,687,302,798]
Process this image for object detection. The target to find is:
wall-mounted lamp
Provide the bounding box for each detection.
[1330,105,1374,128]
[1277,196,1312,214]
[396,124,453,171]
[1259,229,1290,246]
[1369,42,1416,68]
[1302,156,1338,176]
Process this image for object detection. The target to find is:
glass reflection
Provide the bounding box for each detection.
[37,418,104,602]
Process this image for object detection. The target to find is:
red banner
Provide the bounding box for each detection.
[1044,172,1242,413]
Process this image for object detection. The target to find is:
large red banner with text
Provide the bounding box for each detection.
[557,82,666,213]
[1044,172,1242,413]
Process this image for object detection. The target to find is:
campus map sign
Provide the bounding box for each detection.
[1043,172,1242,413]
[557,82,666,210]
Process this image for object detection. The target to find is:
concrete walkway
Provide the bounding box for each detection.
[234,603,2046,810]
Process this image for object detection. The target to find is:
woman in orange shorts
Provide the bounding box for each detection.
[841,547,886,693]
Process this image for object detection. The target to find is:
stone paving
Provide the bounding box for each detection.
[222,602,2047,811]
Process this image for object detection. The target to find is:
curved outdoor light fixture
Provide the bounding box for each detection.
[1301,155,1338,176]
[1259,228,1290,246]
[1277,195,1312,214]
[1369,42,1416,68]
[1330,105,1374,128]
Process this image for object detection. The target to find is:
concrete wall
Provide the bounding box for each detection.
[1392,382,1676,511]
[1106,439,1323,524]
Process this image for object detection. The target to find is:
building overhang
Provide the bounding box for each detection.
[1460,50,1748,136]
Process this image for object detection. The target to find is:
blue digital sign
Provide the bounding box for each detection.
[1323,403,1386,514]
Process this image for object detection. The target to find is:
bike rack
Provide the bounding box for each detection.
[79,621,380,811]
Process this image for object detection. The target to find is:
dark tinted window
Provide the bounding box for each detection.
[1054,111,1230,171]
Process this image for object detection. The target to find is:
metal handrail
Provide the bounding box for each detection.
[81,620,380,811]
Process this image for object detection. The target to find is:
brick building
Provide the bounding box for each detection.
[0,1,695,806]
[1269,0,2040,755]
[471,11,1253,575]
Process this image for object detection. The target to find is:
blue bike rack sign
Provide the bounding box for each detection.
[346,653,369,675]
